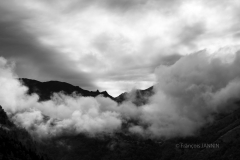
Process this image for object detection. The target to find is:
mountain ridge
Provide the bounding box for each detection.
[19,78,154,105]
[19,78,116,101]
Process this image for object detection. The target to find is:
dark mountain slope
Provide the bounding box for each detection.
[0,106,14,127]
[0,105,51,160]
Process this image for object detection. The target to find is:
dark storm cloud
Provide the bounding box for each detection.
[0,7,96,90]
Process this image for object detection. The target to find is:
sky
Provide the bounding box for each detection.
[1,0,240,96]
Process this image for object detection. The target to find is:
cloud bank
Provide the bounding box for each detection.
[129,49,240,138]
[1,48,240,139]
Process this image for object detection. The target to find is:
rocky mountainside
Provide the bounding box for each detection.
[0,105,51,160]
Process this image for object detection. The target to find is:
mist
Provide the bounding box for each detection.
[1,49,240,139]
[129,50,240,138]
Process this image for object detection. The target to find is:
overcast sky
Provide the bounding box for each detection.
[1,0,240,96]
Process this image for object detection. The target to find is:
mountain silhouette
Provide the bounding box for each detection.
[19,78,154,105]
[19,78,115,101]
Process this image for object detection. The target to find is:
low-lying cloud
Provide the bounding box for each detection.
[129,50,240,138]
[1,49,240,139]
